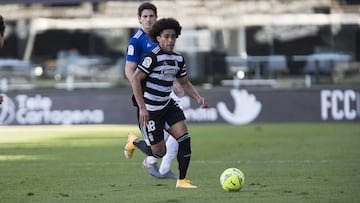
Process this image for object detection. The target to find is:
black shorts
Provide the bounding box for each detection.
[141,99,185,145]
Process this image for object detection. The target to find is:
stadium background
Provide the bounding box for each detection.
[0,0,359,126]
[0,2,360,202]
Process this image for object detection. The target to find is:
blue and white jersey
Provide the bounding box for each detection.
[137,45,187,111]
[126,28,157,64]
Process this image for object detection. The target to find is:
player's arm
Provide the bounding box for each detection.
[125,38,140,81]
[177,76,208,108]
[130,69,148,126]
[172,79,185,97]
[125,61,137,81]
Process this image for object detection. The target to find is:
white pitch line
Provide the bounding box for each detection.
[192,160,331,164]
[2,159,352,167]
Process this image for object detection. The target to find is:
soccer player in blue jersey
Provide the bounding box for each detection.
[124,2,179,179]
[128,18,208,188]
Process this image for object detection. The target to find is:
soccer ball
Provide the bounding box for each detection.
[220,168,245,192]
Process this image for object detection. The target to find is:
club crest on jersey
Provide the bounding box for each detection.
[142,57,152,68]
[127,45,134,56]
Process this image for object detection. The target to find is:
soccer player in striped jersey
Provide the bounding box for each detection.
[127,18,208,188]
[124,2,178,179]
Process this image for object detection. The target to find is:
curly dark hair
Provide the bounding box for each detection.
[149,18,182,42]
[138,2,157,17]
[0,15,5,36]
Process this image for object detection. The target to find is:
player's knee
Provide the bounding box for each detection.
[153,153,165,158]
[152,148,166,158]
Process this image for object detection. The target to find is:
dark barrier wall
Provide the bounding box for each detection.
[0,87,359,126]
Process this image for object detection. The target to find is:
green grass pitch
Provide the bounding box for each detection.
[0,123,359,203]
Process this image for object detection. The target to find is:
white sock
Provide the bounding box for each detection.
[159,134,178,175]
[146,156,157,164]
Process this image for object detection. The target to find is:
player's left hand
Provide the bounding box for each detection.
[198,97,208,108]
[139,108,149,127]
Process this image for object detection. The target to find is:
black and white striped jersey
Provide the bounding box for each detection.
[137,45,187,111]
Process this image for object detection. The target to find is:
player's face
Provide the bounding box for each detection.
[157,29,177,53]
[138,9,157,32]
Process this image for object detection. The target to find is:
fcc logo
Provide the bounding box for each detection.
[0,95,16,125]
